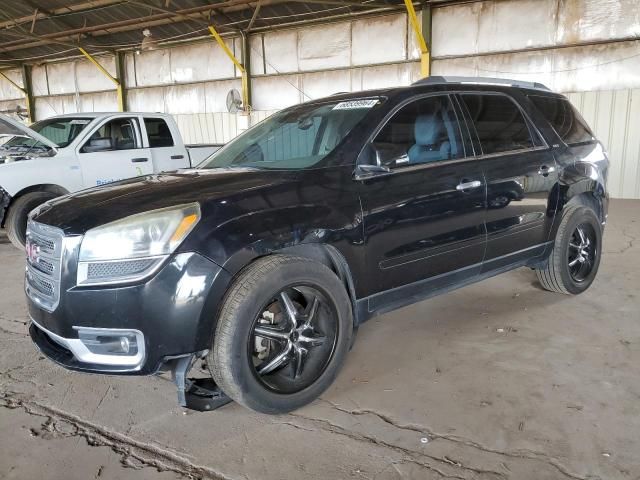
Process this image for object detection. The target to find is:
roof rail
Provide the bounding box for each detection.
[412,76,551,91]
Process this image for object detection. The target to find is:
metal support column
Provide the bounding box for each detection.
[21,65,35,122]
[0,69,34,122]
[405,0,431,77]
[115,51,128,111]
[78,47,125,111]
[208,25,251,111]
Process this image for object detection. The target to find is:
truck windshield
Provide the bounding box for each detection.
[3,117,92,149]
[199,98,381,170]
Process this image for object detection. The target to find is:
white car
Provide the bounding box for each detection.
[0,112,221,248]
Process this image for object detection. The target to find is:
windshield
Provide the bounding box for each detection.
[3,117,92,149]
[199,98,380,170]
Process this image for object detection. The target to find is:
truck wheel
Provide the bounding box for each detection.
[536,205,602,295]
[209,255,353,414]
[6,192,57,249]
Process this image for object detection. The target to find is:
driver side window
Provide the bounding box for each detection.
[372,95,463,168]
[81,118,140,153]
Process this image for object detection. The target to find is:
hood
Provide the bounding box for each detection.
[0,113,58,151]
[33,168,298,234]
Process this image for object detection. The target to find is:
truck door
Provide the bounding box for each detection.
[77,116,153,188]
[142,117,190,171]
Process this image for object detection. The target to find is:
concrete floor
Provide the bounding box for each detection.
[1,199,638,480]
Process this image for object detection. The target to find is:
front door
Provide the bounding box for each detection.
[77,116,153,188]
[358,94,486,309]
[457,93,559,271]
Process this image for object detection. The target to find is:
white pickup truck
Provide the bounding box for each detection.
[0,112,221,248]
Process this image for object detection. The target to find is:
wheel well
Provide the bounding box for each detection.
[276,244,359,323]
[566,192,603,223]
[1,184,68,228]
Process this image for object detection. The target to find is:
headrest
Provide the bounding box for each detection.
[414,114,442,146]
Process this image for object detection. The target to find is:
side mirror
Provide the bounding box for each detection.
[371,143,409,168]
[82,137,113,153]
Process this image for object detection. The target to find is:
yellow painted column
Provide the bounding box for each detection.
[208,25,250,111]
[404,0,430,78]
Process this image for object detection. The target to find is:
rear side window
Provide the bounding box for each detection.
[529,96,595,145]
[144,118,174,147]
[460,94,535,155]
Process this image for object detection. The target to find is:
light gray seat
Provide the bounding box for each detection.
[407,114,451,164]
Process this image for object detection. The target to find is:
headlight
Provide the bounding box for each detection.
[77,203,200,285]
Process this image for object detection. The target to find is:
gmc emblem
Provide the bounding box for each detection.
[26,240,40,264]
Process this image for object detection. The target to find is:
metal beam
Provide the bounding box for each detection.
[208,25,250,111]
[21,65,35,123]
[247,0,262,31]
[288,0,393,8]
[78,47,124,111]
[115,51,128,111]
[241,31,252,108]
[0,0,126,30]
[404,0,430,77]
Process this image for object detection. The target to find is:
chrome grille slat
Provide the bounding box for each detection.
[25,221,64,312]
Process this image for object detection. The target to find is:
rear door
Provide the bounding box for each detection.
[457,92,559,271]
[358,94,487,306]
[142,117,190,171]
[77,116,153,188]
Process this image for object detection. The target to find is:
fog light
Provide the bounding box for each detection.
[77,330,139,356]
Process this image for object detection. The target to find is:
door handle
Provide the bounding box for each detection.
[456,180,482,192]
[131,157,148,163]
[171,155,184,160]
[538,165,556,177]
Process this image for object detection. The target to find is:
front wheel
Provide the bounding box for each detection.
[209,255,353,414]
[536,205,602,295]
[5,192,57,249]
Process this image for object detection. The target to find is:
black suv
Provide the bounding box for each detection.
[26,77,608,414]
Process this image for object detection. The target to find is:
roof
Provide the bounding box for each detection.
[0,0,409,66]
[298,76,561,106]
[45,111,174,118]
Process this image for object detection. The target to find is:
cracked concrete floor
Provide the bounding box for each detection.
[1,199,639,480]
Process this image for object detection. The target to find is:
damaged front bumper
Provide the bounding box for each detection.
[0,186,10,227]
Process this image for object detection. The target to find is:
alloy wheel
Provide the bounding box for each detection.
[567,223,597,282]
[249,286,337,394]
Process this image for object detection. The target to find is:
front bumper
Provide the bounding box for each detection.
[29,252,232,375]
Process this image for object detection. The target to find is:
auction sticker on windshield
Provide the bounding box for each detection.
[332,99,379,110]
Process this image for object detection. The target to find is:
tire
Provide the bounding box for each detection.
[5,192,57,249]
[209,255,353,414]
[536,205,602,295]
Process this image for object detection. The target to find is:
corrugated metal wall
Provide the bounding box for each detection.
[430,0,640,199]
[568,89,640,199]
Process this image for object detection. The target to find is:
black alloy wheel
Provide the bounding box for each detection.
[536,205,602,295]
[567,223,597,282]
[249,286,338,394]
[209,255,353,414]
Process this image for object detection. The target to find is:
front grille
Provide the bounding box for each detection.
[25,221,64,312]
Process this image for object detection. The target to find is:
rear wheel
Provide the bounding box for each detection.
[536,205,602,295]
[5,192,57,249]
[209,255,353,414]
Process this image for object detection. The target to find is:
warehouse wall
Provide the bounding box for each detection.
[431,0,640,198]
[0,0,639,197]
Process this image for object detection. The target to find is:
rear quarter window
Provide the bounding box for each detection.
[460,94,537,155]
[144,118,175,147]
[529,96,595,145]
